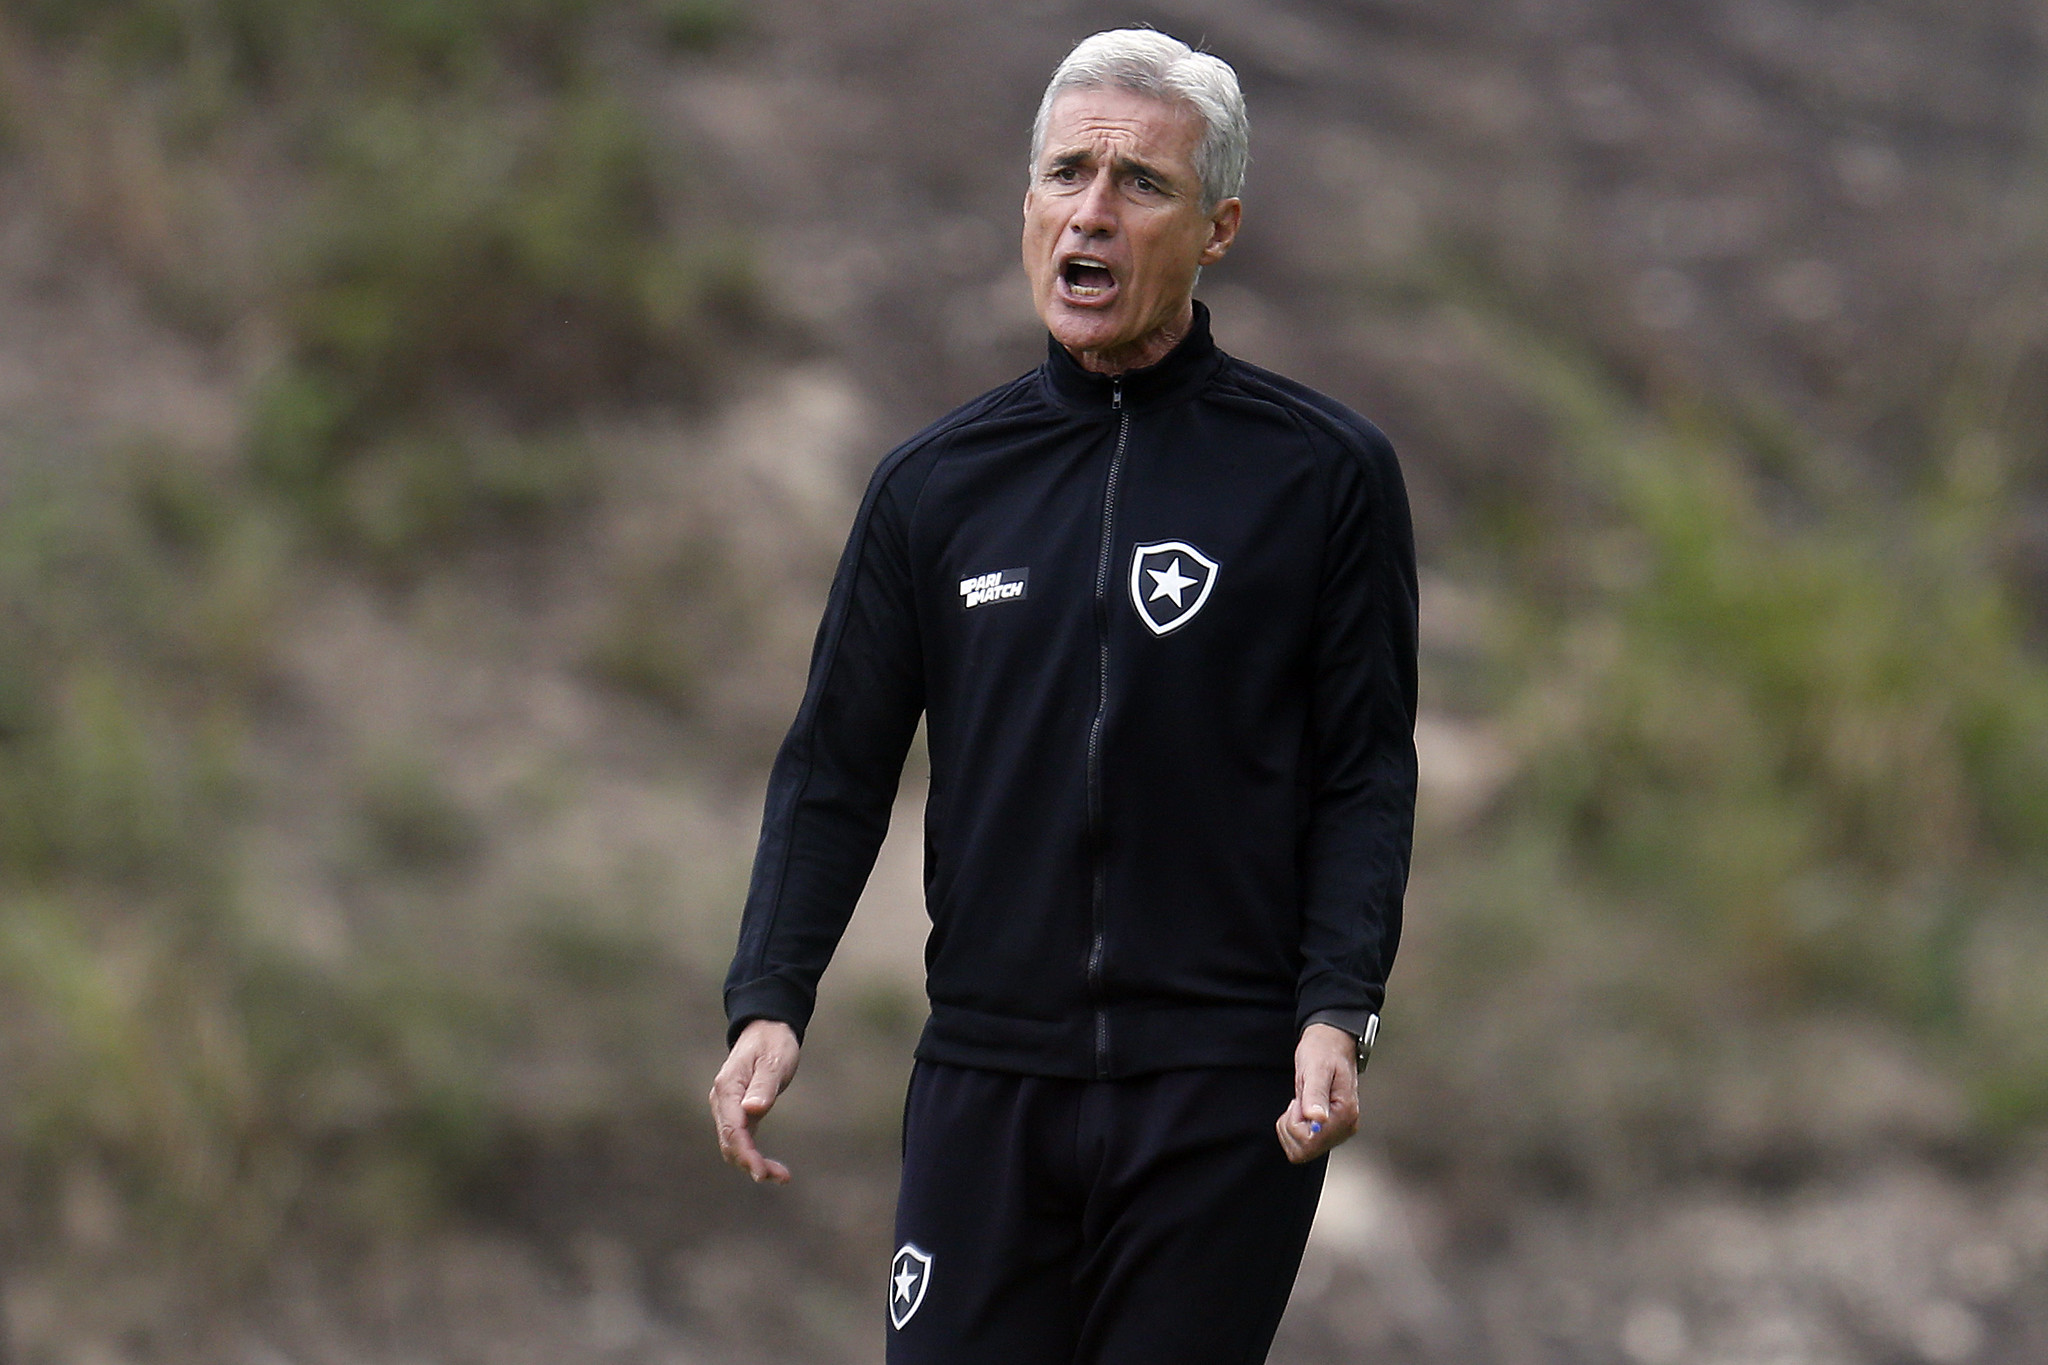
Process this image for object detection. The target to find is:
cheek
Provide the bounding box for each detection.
[1132,221,1202,280]
[1022,213,1059,258]
[1130,246,1190,295]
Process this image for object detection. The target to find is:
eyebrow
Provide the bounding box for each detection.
[1045,148,1183,194]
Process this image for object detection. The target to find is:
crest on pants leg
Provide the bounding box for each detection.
[889,1243,933,1329]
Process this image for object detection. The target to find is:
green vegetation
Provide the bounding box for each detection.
[14,0,753,568]
[0,0,749,1271]
[10,0,728,86]
[1399,327,2048,1168]
[250,90,753,563]
[1519,344,2048,946]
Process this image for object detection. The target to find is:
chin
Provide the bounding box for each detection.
[1046,308,1133,356]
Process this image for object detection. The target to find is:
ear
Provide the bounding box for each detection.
[1200,198,1242,266]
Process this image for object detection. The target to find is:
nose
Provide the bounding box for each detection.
[1070,173,1118,239]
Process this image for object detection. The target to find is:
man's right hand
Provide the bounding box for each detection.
[708,1018,801,1184]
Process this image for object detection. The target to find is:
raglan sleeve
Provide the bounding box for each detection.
[721,451,926,1046]
[1294,421,1419,1033]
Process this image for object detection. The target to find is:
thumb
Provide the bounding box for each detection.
[1300,1064,1332,1126]
[742,1055,785,1113]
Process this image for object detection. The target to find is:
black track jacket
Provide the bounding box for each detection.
[725,304,1418,1079]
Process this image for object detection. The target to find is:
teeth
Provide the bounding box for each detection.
[1064,258,1113,297]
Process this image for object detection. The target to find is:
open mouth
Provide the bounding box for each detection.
[1060,257,1117,301]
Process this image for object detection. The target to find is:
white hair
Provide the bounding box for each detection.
[1029,29,1248,211]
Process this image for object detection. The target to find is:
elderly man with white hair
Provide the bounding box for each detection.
[712,27,1417,1363]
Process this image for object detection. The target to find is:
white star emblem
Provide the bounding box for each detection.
[1129,541,1219,636]
[1146,557,1197,607]
[889,1243,933,1329]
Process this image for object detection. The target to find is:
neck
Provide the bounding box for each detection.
[1066,299,1195,375]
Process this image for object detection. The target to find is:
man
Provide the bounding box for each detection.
[711,28,1416,1364]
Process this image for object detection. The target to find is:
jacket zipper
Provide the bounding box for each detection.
[1085,376,1127,1078]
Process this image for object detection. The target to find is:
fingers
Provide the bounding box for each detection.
[712,1096,779,1182]
[713,1090,790,1183]
[1277,1095,1346,1164]
[709,1066,766,1180]
[1275,1098,1314,1164]
[1277,1094,1342,1164]
[1277,1026,1364,1163]
[708,1022,801,1184]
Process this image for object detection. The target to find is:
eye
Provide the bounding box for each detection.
[1051,165,1080,183]
[1133,176,1157,193]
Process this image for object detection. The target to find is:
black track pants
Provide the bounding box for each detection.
[886,1060,1325,1365]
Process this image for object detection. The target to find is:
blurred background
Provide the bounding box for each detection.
[0,0,2045,1360]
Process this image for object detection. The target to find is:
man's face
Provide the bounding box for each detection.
[1023,86,1241,372]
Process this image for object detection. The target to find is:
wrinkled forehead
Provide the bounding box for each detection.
[1037,85,1205,166]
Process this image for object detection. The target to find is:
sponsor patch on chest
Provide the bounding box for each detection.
[959,567,1029,610]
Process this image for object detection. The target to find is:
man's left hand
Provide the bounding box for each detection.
[1276,1022,1360,1163]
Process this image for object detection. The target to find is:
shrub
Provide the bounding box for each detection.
[1466,343,2048,1129]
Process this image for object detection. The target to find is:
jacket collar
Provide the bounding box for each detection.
[1040,299,1225,412]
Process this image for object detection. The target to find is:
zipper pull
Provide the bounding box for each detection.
[1112,377,1123,411]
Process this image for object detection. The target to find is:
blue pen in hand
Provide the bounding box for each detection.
[1309,1121,1322,1135]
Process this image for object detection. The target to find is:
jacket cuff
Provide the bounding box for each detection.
[1301,1007,1378,1042]
[1294,974,1385,1036]
[724,977,814,1049]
